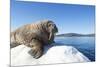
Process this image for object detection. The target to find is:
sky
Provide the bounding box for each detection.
[11,0,95,34]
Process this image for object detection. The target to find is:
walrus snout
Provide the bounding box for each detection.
[54,25,58,33]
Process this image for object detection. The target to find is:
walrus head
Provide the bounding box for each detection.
[41,20,58,41]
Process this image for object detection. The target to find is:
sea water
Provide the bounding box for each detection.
[55,37,95,61]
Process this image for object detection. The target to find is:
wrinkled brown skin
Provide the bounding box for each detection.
[10,20,58,59]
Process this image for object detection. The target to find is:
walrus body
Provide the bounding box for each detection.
[11,20,58,58]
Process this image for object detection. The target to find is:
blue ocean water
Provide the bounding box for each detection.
[54,37,95,61]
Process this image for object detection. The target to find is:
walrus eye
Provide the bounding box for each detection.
[48,23,53,27]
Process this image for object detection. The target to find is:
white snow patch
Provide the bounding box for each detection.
[11,43,90,66]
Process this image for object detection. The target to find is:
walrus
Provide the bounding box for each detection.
[10,20,58,58]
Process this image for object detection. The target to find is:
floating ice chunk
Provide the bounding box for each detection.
[11,43,90,66]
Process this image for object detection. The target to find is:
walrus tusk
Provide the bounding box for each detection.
[49,33,52,40]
